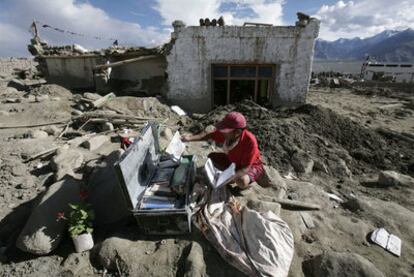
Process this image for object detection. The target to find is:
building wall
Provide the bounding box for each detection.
[109,56,166,95]
[43,56,104,89]
[166,20,320,113]
[0,58,37,76]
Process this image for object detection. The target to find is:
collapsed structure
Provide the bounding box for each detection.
[28,13,320,112]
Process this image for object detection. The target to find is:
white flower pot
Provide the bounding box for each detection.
[72,233,94,253]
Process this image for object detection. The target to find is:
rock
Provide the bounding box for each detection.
[304,251,385,277]
[72,110,83,116]
[29,130,48,139]
[83,92,102,101]
[82,135,109,151]
[313,159,329,174]
[7,79,26,91]
[160,127,174,141]
[50,148,84,181]
[5,98,20,103]
[35,94,49,102]
[327,158,352,178]
[88,150,129,225]
[62,252,93,276]
[257,165,287,198]
[184,242,206,277]
[11,164,26,176]
[42,125,61,136]
[342,197,365,213]
[377,170,414,187]
[101,122,114,131]
[95,236,186,276]
[247,200,281,215]
[291,151,314,174]
[16,177,81,255]
[3,87,18,95]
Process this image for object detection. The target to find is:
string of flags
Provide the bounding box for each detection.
[30,20,118,42]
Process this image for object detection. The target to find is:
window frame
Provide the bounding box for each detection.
[211,64,275,106]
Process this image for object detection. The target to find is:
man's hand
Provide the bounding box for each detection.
[181,134,192,142]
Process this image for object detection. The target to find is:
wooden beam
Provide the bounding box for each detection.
[94,55,158,70]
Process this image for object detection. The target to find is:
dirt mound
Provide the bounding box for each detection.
[104,96,179,119]
[190,101,414,177]
[30,84,73,98]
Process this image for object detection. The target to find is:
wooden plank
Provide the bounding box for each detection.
[94,55,158,70]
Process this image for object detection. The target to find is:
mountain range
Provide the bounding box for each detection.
[315,28,414,62]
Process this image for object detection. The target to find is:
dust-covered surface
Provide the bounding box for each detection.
[1,64,414,277]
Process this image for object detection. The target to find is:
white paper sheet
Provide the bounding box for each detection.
[204,158,235,189]
[165,131,186,160]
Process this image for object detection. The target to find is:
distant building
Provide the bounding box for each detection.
[361,61,414,83]
[29,13,320,113]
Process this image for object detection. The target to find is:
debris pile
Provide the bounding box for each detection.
[190,100,414,177]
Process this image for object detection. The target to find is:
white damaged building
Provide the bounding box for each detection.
[29,13,320,113]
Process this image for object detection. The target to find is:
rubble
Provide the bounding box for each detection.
[377,170,414,187]
[16,177,81,255]
[304,251,385,277]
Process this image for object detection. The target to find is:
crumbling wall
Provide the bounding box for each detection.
[0,58,37,77]
[109,56,166,95]
[42,56,104,89]
[166,19,319,112]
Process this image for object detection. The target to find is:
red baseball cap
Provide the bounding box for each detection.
[215,112,247,133]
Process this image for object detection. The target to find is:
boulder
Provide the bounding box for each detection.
[50,148,84,181]
[95,236,187,276]
[62,252,93,276]
[327,158,352,178]
[101,122,114,131]
[256,166,287,199]
[29,130,48,139]
[7,79,26,91]
[184,242,206,277]
[378,170,414,187]
[35,95,49,102]
[83,92,102,101]
[304,251,385,277]
[82,135,109,151]
[42,125,61,136]
[88,149,130,225]
[291,151,314,174]
[247,200,281,216]
[16,177,81,255]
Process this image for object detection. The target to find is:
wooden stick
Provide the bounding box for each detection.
[23,146,59,163]
[94,55,158,70]
[262,197,321,210]
[72,112,157,121]
[0,119,70,129]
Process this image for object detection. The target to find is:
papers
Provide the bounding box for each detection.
[165,131,186,160]
[370,228,402,256]
[204,158,236,189]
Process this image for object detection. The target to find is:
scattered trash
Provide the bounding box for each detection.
[369,228,401,257]
[323,191,344,203]
[300,212,315,229]
[171,105,186,116]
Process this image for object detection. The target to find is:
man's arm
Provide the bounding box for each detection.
[181,131,210,142]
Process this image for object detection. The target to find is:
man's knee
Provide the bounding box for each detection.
[236,174,250,189]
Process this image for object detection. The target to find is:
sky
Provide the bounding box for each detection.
[0,0,413,57]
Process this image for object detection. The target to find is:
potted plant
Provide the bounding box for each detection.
[57,191,95,253]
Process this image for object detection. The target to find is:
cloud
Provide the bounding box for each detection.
[153,0,284,26]
[314,0,414,40]
[0,0,170,57]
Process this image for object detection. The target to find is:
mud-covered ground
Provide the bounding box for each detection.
[0,67,414,277]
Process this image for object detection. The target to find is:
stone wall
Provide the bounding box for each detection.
[0,58,37,77]
[166,19,320,113]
